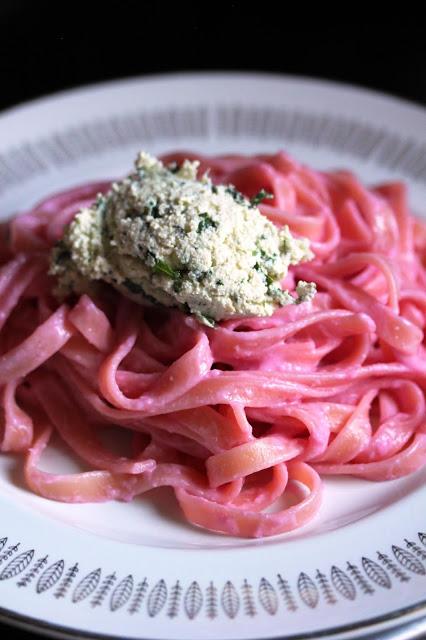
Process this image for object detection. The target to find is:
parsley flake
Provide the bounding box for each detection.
[153,260,178,279]
[250,189,273,207]
[197,213,218,233]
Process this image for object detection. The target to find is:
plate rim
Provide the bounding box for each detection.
[2,597,426,640]
[1,71,426,640]
[1,70,425,124]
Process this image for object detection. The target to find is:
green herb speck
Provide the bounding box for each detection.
[250,189,273,208]
[153,259,179,279]
[225,185,247,206]
[197,213,218,233]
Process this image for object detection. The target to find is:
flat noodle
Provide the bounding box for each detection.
[1,150,426,538]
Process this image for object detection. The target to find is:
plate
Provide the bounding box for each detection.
[1,72,426,640]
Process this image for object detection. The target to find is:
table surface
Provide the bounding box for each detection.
[1,4,426,639]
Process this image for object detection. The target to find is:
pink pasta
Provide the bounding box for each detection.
[1,150,426,538]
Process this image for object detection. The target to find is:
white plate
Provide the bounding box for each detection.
[1,72,426,640]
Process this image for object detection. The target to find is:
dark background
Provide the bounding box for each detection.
[1,3,425,639]
[1,4,426,113]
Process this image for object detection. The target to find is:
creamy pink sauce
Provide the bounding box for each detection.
[1,150,426,538]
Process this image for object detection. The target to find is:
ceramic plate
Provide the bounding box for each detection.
[1,73,426,640]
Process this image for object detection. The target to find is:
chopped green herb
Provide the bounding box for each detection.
[153,259,179,279]
[211,185,218,194]
[216,279,224,286]
[250,189,273,208]
[173,280,184,293]
[225,185,247,206]
[265,273,275,287]
[197,213,218,233]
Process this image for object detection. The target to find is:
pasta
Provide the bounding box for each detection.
[1,150,426,538]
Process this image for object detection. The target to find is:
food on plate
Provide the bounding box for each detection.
[1,149,425,538]
[50,152,314,326]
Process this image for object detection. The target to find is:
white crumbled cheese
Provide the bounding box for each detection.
[50,152,315,323]
[295,280,317,303]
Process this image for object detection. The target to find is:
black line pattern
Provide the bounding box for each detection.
[405,539,426,561]
[0,535,426,621]
[419,532,426,547]
[277,573,298,611]
[54,563,78,599]
[315,570,337,605]
[72,568,101,604]
[147,579,167,618]
[346,562,374,595]
[241,579,256,617]
[297,572,319,609]
[362,558,391,589]
[167,580,182,619]
[91,573,116,608]
[377,553,410,583]
[184,581,203,620]
[221,581,240,619]
[0,543,20,565]
[258,578,277,615]
[392,546,426,575]
[110,575,133,612]
[205,581,218,619]
[0,538,7,553]
[0,549,34,581]
[128,578,148,615]
[37,559,65,594]
[0,107,208,194]
[330,566,356,601]
[1,103,426,200]
[17,555,48,587]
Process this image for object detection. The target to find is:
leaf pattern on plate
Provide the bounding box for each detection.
[128,578,148,615]
[376,553,409,583]
[0,549,34,581]
[404,539,426,561]
[392,546,425,575]
[72,568,101,603]
[315,570,337,605]
[346,562,374,595]
[54,563,79,599]
[167,580,182,618]
[258,577,277,615]
[277,574,298,611]
[221,581,240,619]
[362,558,391,589]
[184,581,203,620]
[330,566,356,601]
[297,572,319,609]
[110,575,133,612]
[147,579,167,617]
[36,559,64,594]
[91,573,116,608]
[206,581,218,619]
[241,579,256,617]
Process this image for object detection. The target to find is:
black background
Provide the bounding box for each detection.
[1,4,426,112]
[1,3,425,639]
